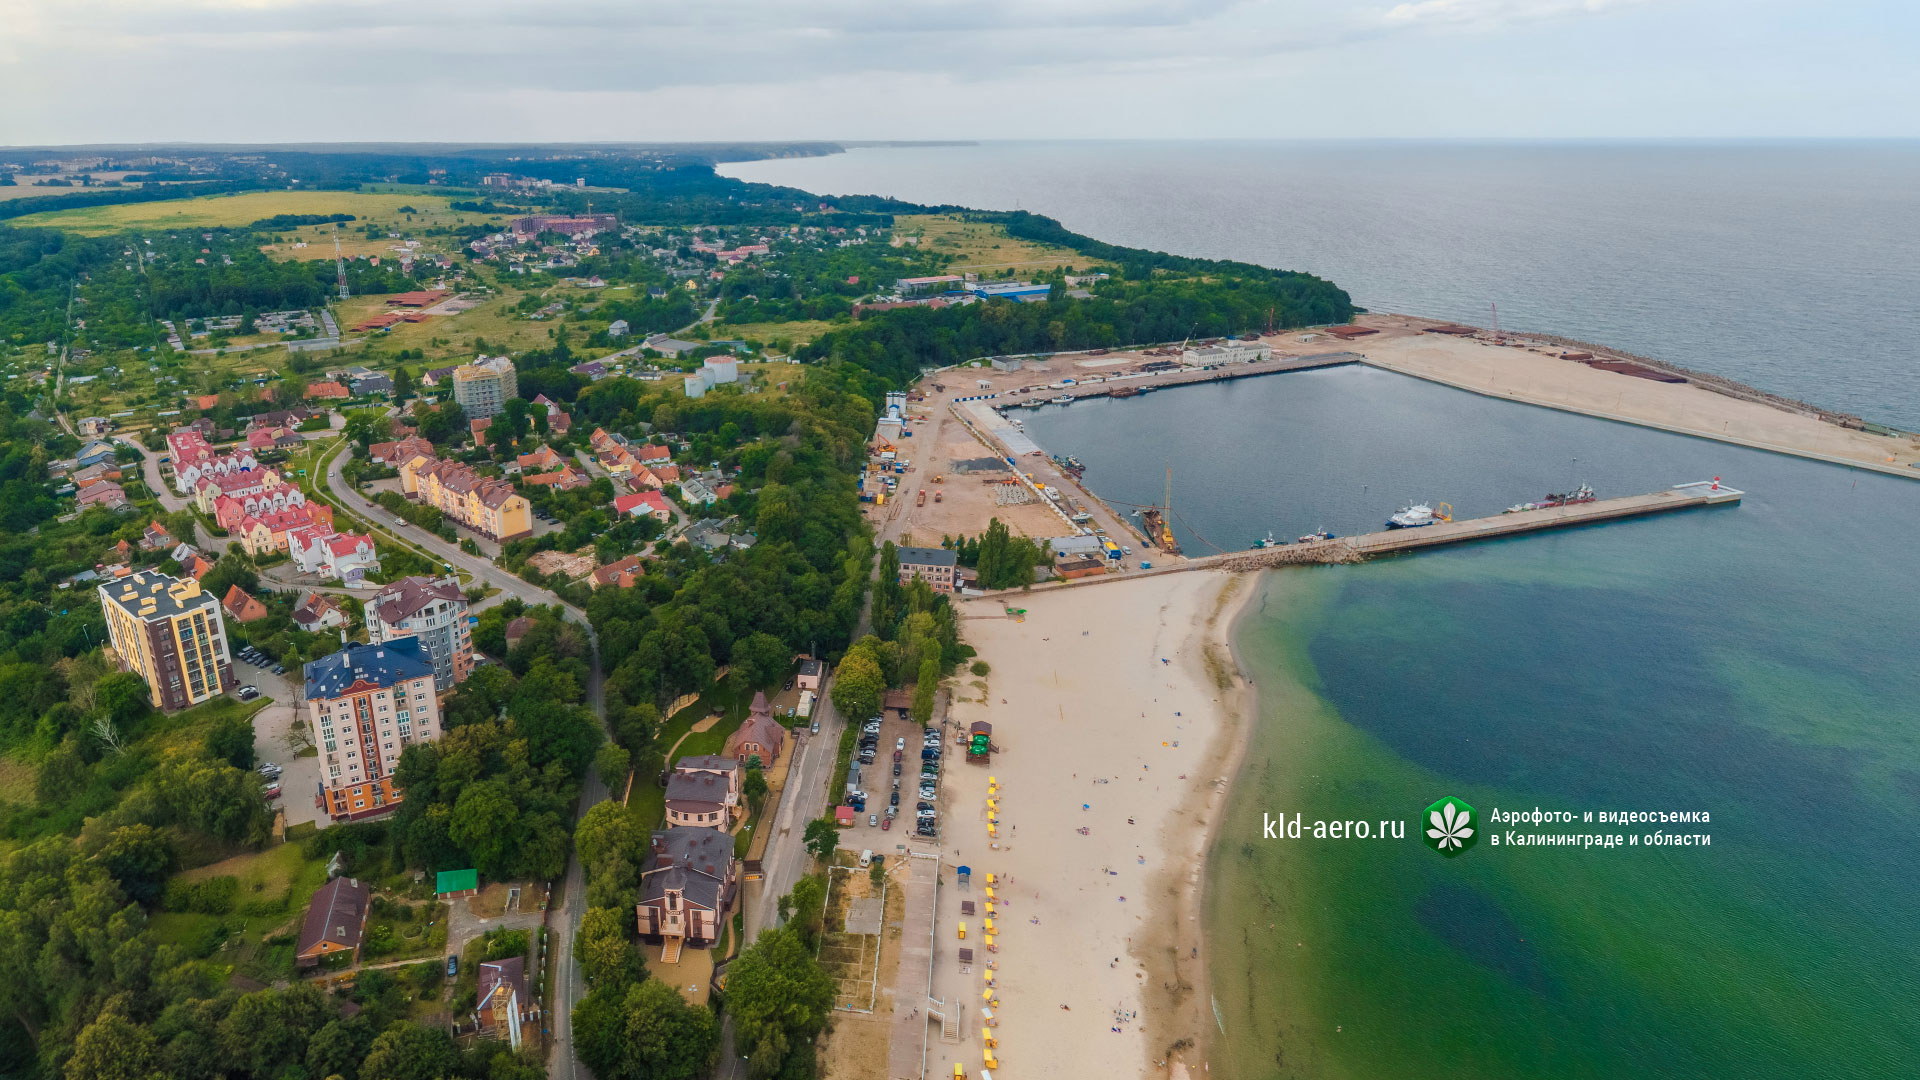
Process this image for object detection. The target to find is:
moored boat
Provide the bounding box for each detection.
[1387,504,1441,529]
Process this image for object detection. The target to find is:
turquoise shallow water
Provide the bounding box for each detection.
[1020,369,1920,1079]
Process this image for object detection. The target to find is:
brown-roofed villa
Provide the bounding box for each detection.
[297,876,370,966]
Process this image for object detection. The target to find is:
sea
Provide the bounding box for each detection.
[725,144,1920,1079]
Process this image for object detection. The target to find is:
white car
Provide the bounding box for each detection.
[895,737,905,751]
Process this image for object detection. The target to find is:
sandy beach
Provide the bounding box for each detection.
[1338,316,1920,475]
[934,569,1256,1079]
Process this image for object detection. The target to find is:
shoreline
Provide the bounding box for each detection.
[941,570,1259,1080]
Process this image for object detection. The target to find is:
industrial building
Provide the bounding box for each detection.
[98,570,235,710]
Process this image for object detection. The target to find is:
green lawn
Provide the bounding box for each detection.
[151,840,331,982]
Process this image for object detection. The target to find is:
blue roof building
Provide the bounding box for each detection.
[304,636,436,699]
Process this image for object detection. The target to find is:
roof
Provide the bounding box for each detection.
[799,658,824,677]
[665,769,730,808]
[677,754,739,774]
[649,826,733,879]
[478,956,528,1013]
[435,868,479,894]
[896,545,958,568]
[297,876,368,955]
[370,575,464,624]
[326,532,374,556]
[99,570,215,621]
[613,491,669,516]
[304,637,436,700]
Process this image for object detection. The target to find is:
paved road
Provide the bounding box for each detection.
[322,445,608,1080]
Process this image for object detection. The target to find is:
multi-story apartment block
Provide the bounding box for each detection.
[896,546,959,595]
[450,356,518,419]
[365,576,473,691]
[98,570,234,710]
[397,452,533,541]
[303,637,442,820]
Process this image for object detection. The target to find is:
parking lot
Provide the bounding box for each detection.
[840,710,946,851]
[229,648,326,829]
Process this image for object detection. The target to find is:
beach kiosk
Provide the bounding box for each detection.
[969,723,993,764]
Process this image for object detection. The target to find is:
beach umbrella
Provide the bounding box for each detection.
[987,799,998,810]
[984,969,995,985]
[985,918,995,932]
[981,987,994,1002]
[985,934,996,950]
[986,887,995,899]
[985,1051,998,1070]
[953,1064,964,1080]
[988,824,998,837]
[985,902,995,915]
[981,1006,995,1025]
[985,872,996,885]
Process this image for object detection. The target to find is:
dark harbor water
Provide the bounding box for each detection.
[1018,369,1920,1079]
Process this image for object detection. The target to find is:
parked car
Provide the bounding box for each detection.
[922,748,940,760]
[893,749,903,762]
[810,720,819,734]
[882,816,892,831]
[271,665,286,675]
[257,762,281,776]
[917,801,936,812]
[237,686,259,701]
[895,737,905,751]
[868,814,878,827]
[892,762,901,777]
[890,790,900,806]
[262,784,282,800]
[447,956,458,978]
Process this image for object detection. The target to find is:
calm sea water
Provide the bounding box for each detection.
[726,144,1920,1077]
[1016,371,1920,1079]
[723,140,1920,431]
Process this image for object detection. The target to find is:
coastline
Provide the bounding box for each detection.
[944,569,1258,1079]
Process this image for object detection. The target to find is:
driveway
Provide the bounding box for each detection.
[232,662,326,829]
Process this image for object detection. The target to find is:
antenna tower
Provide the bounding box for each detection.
[334,235,349,300]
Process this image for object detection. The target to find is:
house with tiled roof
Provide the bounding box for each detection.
[516,445,564,471]
[141,520,173,551]
[524,464,589,490]
[293,592,346,631]
[369,435,434,465]
[296,876,369,967]
[222,584,268,623]
[305,380,350,400]
[613,490,671,520]
[475,956,539,1048]
[637,443,672,464]
[75,482,129,509]
[590,555,644,589]
[636,827,738,951]
[665,756,740,828]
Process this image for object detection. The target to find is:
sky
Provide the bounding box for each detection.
[0,0,1915,145]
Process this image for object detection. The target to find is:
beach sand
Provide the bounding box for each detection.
[938,569,1257,1079]
[1338,318,1920,475]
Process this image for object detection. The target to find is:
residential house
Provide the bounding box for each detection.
[350,373,394,397]
[398,453,534,541]
[724,692,786,768]
[77,416,113,436]
[288,528,379,582]
[612,490,671,520]
[194,467,300,514]
[475,957,539,1049]
[607,319,629,337]
[796,657,825,692]
[635,827,738,952]
[531,394,571,434]
[305,380,350,400]
[295,876,370,967]
[75,481,129,509]
[223,502,333,557]
[504,616,535,652]
[75,440,118,468]
[679,476,718,506]
[590,555,644,589]
[140,521,173,551]
[369,435,434,466]
[633,462,679,489]
[292,592,346,631]
[222,584,269,623]
[664,755,740,828]
[637,444,672,465]
[524,464,589,490]
[568,360,609,381]
[515,445,564,472]
[182,552,214,580]
[365,576,472,690]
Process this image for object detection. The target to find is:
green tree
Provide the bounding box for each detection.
[448,779,518,876]
[203,713,255,770]
[802,815,839,862]
[742,766,769,813]
[359,1021,459,1080]
[828,643,884,722]
[911,655,939,725]
[595,742,632,792]
[783,875,825,948]
[92,824,176,908]
[65,1006,160,1080]
[725,926,835,1080]
[622,977,719,1080]
[578,906,640,990]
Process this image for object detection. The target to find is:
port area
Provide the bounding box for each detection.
[1196,482,1745,570]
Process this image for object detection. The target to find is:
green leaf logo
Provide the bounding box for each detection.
[1423,796,1477,857]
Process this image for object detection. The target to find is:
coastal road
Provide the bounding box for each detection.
[322,445,607,1080]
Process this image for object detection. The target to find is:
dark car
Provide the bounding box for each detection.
[893,749,903,762]
[892,762,901,776]
[447,956,458,978]
[271,665,286,675]
[890,790,900,806]
[917,801,936,812]
[922,748,940,760]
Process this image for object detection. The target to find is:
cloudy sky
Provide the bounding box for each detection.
[1,0,1914,144]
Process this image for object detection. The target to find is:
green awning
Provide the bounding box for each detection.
[435,868,478,894]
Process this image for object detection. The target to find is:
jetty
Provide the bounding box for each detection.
[1205,481,1744,570]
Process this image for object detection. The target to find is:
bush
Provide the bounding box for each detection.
[970,660,990,677]
[162,875,240,914]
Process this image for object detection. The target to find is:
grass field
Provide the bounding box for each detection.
[894,213,1098,274]
[708,320,841,348]
[14,190,499,237]
[331,287,559,358]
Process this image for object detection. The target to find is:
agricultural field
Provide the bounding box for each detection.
[13,190,502,237]
[893,213,1098,274]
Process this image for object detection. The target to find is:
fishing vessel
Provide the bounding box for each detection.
[1251,531,1279,549]
[1019,399,1045,409]
[1050,394,1074,405]
[1296,528,1336,544]
[1504,483,1597,513]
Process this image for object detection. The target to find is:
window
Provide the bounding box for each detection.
[323,738,336,752]
[329,764,341,778]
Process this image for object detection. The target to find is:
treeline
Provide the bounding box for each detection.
[146,255,329,317]
[0,178,269,222]
[249,212,355,229]
[797,273,1354,385]
[593,291,701,337]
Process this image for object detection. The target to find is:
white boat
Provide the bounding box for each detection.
[1387,503,1440,529]
[1050,395,1074,404]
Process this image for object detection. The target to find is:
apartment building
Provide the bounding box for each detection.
[303,637,442,820]
[365,576,473,690]
[98,570,234,710]
[896,546,959,595]
[450,356,519,419]
[397,452,533,541]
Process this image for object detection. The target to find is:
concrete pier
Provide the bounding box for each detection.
[1339,481,1744,558]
